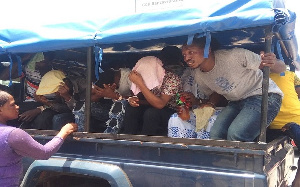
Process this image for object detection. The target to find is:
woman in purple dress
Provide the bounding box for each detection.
[0,90,77,187]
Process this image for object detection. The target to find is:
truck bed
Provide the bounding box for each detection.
[21,130,294,187]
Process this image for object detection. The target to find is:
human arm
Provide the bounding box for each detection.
[34,94,71,113]
[259,52,286,73]
[34,94,51,106]
[127,92,150,107]
[57,82,76,110]
[8,123,77,160]
[180,92,201,106]
[199,92,227,108]
[240,49,285,73]
[18,108,41,122]
[269,59,286,73]
[91,84,121,101]
[129,70,172,109]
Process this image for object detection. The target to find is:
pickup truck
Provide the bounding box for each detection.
[0,0,298,186]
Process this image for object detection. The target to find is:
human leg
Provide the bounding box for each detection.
[31,108,58,130]
[52,113,74,131]
[121,105,148,134]
[282,122,300,150]
[210,102,239,140]
[141,107,175,136]
[90,101,112,132]
[91,101,112,122]
[227,94,281,141]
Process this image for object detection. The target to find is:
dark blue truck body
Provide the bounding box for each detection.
[20,131,294,186]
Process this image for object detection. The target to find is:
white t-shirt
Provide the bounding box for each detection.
[194,48,283,101]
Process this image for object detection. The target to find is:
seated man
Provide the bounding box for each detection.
[181,36,286,142]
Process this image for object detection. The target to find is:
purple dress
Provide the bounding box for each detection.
[0,124,64,187]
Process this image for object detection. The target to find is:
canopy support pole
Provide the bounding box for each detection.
[84,47,92,132]
[258,27,273,143]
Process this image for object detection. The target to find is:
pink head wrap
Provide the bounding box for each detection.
[131,56,165,95]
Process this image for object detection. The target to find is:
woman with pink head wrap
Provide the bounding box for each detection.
[130,56,165,96]
[121,56,183,136]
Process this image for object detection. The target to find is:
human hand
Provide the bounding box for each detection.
[34,94,50,105]
[18,108,41,122]
[128,96,139,107]
[108,83,117,91]
[91,84,111,101]
[91,84,105,99]
[57,82,71,101]
[57,122,78,139]
[102,84,117,98]
[180,92,197,106]
[91,84,117,101]
[129,70,144,87]
[259,52,276,69]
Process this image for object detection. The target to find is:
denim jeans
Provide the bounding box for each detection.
[284,122,300,150]
[52,113,74,131]
[210,93,282,142]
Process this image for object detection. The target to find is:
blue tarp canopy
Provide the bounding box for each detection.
[0,0,295,55]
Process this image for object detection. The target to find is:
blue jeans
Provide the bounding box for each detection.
[52,113,74,131]
[284,122,300,150]
[210,93,282,142]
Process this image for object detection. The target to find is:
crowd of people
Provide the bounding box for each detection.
[1,38,300,186]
